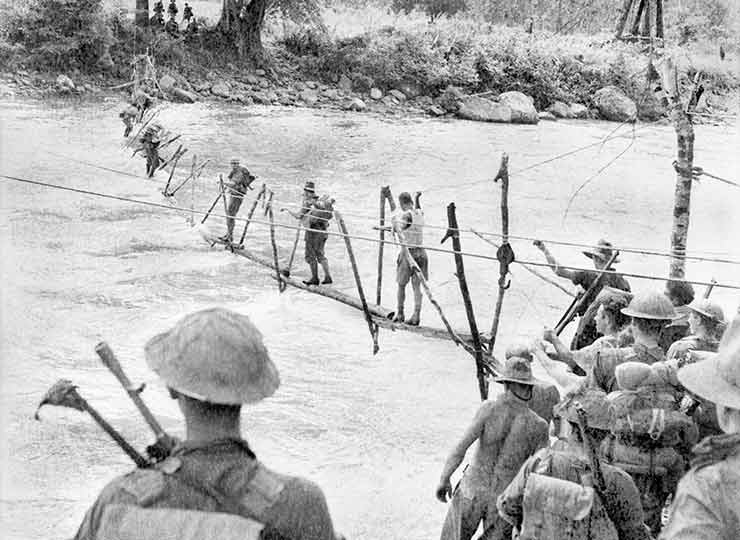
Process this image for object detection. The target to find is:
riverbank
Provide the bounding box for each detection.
[1,2,737,125]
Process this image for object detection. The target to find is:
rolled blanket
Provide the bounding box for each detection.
[520,473,594,540]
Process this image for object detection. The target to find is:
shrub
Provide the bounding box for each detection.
[5,0,113,71]
[391,0,466,22]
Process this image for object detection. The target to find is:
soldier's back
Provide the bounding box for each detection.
[74,439,336,540]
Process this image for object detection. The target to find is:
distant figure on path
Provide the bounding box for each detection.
[182,2,193,24]
[384,188,427,326]
[149,11,164,29]
[219,159,256,244]
[167,0,178,19]
[119,105,138,137]
[534,238,631,349]
[659,279,696,351]
[436,356,549,540]
[164,15,179,36]
[140,124,162,178]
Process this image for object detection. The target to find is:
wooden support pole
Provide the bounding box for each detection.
[489,154,513,354]
[391,228,472,354]
[655,0,664,38]
[162,149,186,197]
[442,203,488,401]
[641,0,653,38]
[630,0,646,36]
[237,183,266,247]
[170,158,211,196]
[284,227,302,278]
[200,191,222,225]
[615,0,635,39]
[376,186,387,306]
[267,196,286,293]
[336,210,380,355]
[263,190,275,217]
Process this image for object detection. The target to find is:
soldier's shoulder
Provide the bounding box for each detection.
[91,467,167,508]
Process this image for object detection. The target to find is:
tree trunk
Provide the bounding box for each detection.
[615,0,634,39]
[219,0,268,60]
[135,0,150,28]
[630,0,646,36]
[660,59,696,279]
[655,0,664,38]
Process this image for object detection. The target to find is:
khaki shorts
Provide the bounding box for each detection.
[305,230,328,264]
[397,248,428,285]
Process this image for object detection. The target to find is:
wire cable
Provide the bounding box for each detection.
[3,173,740,292]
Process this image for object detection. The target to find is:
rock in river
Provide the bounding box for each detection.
[457,96,512,123]
[211,82,232,99]
[593,86,637,122]
[498,91,538,124]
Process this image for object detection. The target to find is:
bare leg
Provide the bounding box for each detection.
[303,261,320,286]
[319,258,332,284]
[394,285,406,323]
[407,275,422,326]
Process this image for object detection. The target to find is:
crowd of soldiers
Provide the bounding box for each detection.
[149,0,196,36]
[69,155,738,538]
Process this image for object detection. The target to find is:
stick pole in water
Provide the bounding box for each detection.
[238,184,266,247]
[267,195,286,293]
[336,209,379,354]
[376,187,387,307]
[442,202,488,400]
[489,153,513,353]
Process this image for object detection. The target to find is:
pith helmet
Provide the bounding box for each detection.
[583,239,620,264]
[621,291,677,320]
[493,356,539,386]
[678,313,740,409]
[304,181,316,193]
[230,158,240,166]
[555,388,612,430]
[144,308,280,405]
[687,299,726,325]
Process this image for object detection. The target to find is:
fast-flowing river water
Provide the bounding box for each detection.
[1,97,738,540]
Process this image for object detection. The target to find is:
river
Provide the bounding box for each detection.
[1,97,738,539]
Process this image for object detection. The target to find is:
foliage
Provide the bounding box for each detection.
[391,0,466,22]
[4,0,114,71]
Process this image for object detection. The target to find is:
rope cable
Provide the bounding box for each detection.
[3,173,740,292]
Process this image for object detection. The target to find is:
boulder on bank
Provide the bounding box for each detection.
[211,82,232,99]
[170,87,198,103]
[159,74,176,91]
[338,74,352,93]
[346,97,367,111]
[569,103,589,119]
[56,74,75,93]
[439,86,465,113]
[300,88,319,106]
[457,96,512,123]
[498,91,538,124]
[547,101,573,119]
[370,88,383,100]
[593,86,637,122]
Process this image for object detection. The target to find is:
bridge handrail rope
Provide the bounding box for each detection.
[42,150,740,265]
[3,173,740,292]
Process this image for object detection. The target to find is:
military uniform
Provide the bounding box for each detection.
[74,439,336,540]
[589,343,665,394]
[223,163,255,241]
[72,308,340,540]
[570,271,631,350]
[666,335,719,363]
[661,435,740,540]
[497,443,649,540]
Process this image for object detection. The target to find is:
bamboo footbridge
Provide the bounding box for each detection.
[3,83,739,401]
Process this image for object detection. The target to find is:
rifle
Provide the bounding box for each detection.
[574,402,606,496]
[95,342,177,460]
[554,251,620,336]
[35,379,149,467]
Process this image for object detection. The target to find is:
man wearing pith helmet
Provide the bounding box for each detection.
[589,290,677,393]
[219,158,256,245]
[661,311,740,540]
[73,308,340,540]
[436,355,549,540]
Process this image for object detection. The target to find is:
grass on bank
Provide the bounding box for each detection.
[0,0,737,118]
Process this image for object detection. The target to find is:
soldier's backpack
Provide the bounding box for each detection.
[608,362,696,449]
[519,453,619,540]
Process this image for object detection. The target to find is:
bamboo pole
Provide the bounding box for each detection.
[376,187,387,306]
[266,195,286,293]
[336,210,380,354]
[641,0,653,39]
[655,0,664,38]
[284,227,302,278]
[703,278,717,299]
[470,230,575,298]
[200,190,222,225]
[488,154,513,353]
[615,0,635,39]
[237,183,266,247]
[442,203,488,401]
[630,0,646,37]
[163,150,187,197]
